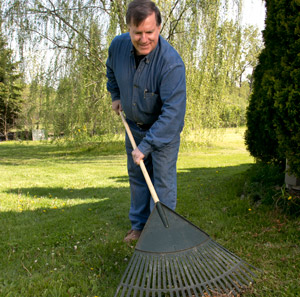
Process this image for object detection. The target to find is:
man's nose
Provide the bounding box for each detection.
[140,33,147,42]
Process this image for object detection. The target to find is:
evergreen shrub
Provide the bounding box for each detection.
[245,0,300,177]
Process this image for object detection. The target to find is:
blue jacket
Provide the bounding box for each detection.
[106,33,186,156]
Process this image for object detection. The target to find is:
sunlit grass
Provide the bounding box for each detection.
[0,129,299,296]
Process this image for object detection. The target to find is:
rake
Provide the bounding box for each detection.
[115,112,258,297]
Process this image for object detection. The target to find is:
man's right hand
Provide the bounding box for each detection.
[112,100,122,115]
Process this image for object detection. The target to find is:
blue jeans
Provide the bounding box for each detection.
[125,120,180,231]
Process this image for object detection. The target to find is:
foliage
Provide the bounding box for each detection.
[242,162,300,216]
[272,0,300,178]
[273,186,300,217]
[242,162,285,206]
[17,77,56,135]
[245,0,300,177]
[0,31,23,140]
[1,0,263,138]
[245,50,282,164]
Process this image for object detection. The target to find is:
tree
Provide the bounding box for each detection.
[245,0,300,177]
[2,0,262,138]
[272,0,300,177]
[0,31,23,140]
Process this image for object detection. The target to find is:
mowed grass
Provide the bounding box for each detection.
[0,129,299,297]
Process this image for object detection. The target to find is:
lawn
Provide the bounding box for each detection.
[0,129,299,296]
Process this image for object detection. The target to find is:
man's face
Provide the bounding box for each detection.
[128,12,161,56]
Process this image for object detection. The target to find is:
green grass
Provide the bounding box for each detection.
[0,129,299,296]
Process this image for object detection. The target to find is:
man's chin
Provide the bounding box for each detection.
[137,47,151,56]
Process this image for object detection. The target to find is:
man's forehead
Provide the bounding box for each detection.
[128,12,157,28]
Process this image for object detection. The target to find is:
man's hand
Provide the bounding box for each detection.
[112,100,122,115]
[132,148,145,165]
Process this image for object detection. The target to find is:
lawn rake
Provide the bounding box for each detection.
[115,112,258,297]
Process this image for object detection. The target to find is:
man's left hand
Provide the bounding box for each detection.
[132,148,145,165]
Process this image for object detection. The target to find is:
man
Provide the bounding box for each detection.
[106,0,186,243]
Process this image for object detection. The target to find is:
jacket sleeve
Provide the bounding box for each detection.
[138,62,186,156]
[106,42,120,102]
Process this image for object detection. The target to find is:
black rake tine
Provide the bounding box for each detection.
[210,246,249,293]
[165,257,175,297]
[181,256,198,297]
[144,255,152,290]
[128,253,144,295]
[180,254,201,297]
[173,256,188,296]
[169,257,181,297]
[201,244,230,293]
[173,257,184,293]
[126,254,141,297]
[209,241,255,285]
[209,241,250,271]
[181,255,199,297]
[115,253,137,297]
[132,254,146,296]
[190,249,216,295]
[152,256,157,291]
[206,243,248,292]
[203,252,234,294]
[169,257,177,291]
[186,256,206,297]
[139,255,150,297]
[146,256,154,293]
[162,256,168,292]
[204,243,241,293]
[189,249,214,293]
[212,241,257,276]
[178,253,205,297]
[157,256,162,292]
[174,257,189,294]
[194,246,226,293]
[175,257,193,297]
[125,253,139,284]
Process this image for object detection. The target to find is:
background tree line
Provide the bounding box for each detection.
[0,29,23,140]
[0,0,263,140]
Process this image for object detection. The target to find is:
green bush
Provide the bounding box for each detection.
[245,0,300,177]
[243,162,300,216]
[272,0,300,177]
[242,162,284,206]
[245,51,282,164]
[220,104,246,127]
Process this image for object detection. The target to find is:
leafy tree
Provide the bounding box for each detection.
[0,31,23,140]
[2,0,263,138]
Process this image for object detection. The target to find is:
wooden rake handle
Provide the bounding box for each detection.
[119,112,160,204]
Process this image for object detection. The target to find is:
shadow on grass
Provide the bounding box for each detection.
[1,184,132,243]
[0,141,126,164]
[0,189,130,296]
[6,184,129,200]
[5,163,251,204]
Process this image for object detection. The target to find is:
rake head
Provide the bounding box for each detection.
[115,203,257,297]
